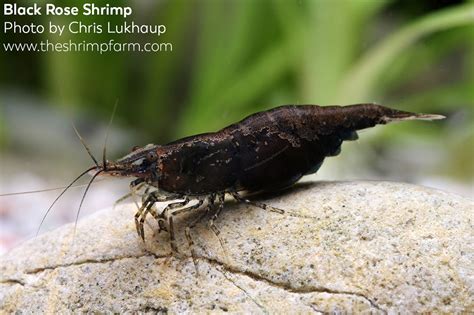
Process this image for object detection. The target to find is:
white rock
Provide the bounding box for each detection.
[0,181,472,313]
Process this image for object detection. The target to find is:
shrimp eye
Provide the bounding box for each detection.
[146,151,157,162]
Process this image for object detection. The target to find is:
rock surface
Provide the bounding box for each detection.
[0,181,472,313]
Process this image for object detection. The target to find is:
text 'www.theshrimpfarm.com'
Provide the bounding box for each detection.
[3,39,173,53]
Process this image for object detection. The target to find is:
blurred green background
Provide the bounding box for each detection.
[1,0,473,193]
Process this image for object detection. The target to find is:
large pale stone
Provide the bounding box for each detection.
[0,181,472,313]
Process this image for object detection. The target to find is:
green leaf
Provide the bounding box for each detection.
[339,3,474,103]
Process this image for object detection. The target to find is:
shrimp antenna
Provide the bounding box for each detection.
[73,170,103,239]
[0,179,105,196]
[103,99,119,170]
[72,123,100,168]
[36,166,97,236]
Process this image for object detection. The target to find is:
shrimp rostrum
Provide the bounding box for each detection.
[61,103,445,258]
